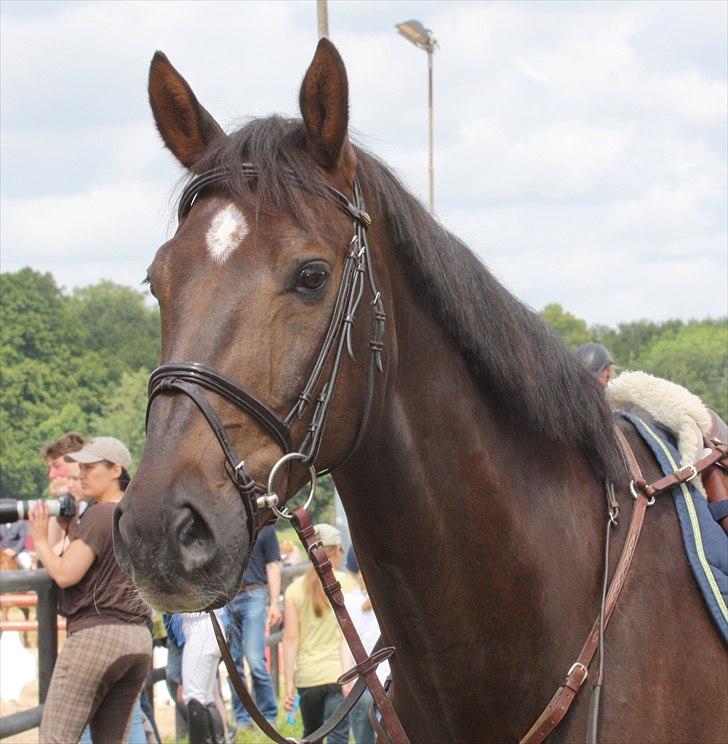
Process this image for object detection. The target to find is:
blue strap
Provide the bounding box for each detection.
[708,500,728,522]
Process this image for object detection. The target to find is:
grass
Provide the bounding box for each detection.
[161,710,304,743]
[233,712,304,743]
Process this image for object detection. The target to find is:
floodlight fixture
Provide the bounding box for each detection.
[396,19,438,53]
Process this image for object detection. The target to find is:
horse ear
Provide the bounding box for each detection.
[299,38,351,170]
[148,51,225,169]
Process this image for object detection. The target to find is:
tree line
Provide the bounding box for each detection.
[1,269,725,501]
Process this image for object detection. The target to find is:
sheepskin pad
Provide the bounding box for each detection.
[607,370,713,468]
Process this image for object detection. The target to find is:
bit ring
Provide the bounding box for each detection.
[266,452,317,520]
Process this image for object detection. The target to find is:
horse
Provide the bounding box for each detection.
[114,39,726,742]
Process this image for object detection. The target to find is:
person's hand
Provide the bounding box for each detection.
[267,602,282,629]
[49,477,69,497]
[2,548,16,558]
[28,501,50,546]
[284,685,296,712]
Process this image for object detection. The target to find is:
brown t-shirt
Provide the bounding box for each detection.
[60,501,151,633]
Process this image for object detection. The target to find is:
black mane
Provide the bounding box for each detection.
[186,116,624,484]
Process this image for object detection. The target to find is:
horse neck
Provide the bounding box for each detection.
[335,256,608,736]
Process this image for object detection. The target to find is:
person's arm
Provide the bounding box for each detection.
[47,516,64,551]
[282,598,299,712]
[28,502,95,588]
[266,561,282,627]
[340,637,354,696]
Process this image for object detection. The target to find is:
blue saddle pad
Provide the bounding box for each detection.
[620,411,728,644]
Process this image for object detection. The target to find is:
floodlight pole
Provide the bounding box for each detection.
[427,48,434,214]
[317,0,329,38]
[396,20,437,214]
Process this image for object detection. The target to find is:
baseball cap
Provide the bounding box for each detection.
[66,437,132,469]
[314,523,342,547]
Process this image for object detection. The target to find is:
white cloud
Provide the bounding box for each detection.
[0,0,726,325]
[1,181,168,287]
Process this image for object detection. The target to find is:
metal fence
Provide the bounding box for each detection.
[0,562,309,739]
[0,569,57,739]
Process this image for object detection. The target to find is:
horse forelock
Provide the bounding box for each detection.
[177,115,625,485]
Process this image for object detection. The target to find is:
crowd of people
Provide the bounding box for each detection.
[0,430,389,744]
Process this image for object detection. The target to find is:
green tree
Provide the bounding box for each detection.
[65,282,160,372]
[594,319,685,369]
[89,368,150,469]
[0,268,66,364]
[540,303,591,347]
[0,269,160,499]
[634,321,728,419]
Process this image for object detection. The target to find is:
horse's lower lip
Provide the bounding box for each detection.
[135,578,231,613]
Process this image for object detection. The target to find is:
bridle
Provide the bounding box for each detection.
[146,164,386,543]
[147,164,410,744]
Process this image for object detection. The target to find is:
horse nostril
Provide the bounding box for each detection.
[179,513,205,548]
[174,506,215,573]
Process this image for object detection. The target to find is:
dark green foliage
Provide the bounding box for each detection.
[0,269,160,499]
[630,321,727,419]
[541,304,592,347]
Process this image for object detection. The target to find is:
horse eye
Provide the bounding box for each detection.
[296,263,329,292]
[143,275,157,299]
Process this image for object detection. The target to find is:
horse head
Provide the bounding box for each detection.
[113,40,391,611]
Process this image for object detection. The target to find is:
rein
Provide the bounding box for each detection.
[145,165,409,743]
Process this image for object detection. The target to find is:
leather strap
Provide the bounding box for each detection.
[209,611,293,744]
[148,363,291,455]
[522,426,648,744]
[636,444,728,498]
[520,469,648,743]
[521,427,728,743]
[208,511,408,744]
[290,507,409,744]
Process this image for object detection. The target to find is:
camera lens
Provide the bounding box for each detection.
[0,499,25,522]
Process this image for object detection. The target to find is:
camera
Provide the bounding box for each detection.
[0,493,77,523]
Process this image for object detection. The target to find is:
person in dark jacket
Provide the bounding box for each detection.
[0,521,31,569]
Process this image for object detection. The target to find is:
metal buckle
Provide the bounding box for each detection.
[265,452,317,521]
[683,465,698,482]
[306,539,324,556]
[567,662,588,680]
[629,480,655,506]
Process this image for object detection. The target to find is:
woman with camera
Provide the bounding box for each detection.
[29,436,152,743]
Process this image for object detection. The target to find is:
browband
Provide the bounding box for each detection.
[177,164,372,227]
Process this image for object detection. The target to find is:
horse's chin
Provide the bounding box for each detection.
[132,565,244,613]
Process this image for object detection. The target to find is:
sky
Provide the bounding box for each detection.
[1,0,726,325]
